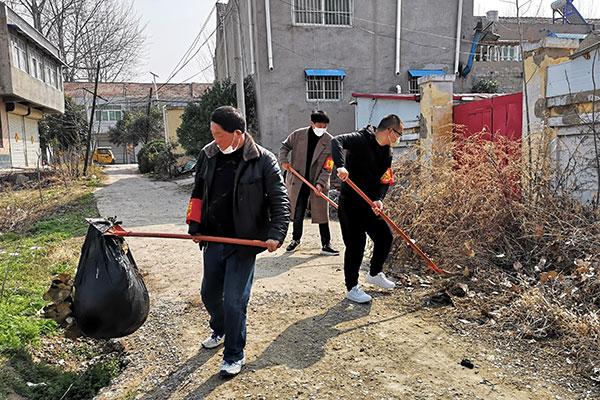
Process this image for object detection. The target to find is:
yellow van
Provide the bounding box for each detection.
[92,147,115,164]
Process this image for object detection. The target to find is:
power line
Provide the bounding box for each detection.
[155,2,235,93]
[160,3,216,85]
[182,63,214,83]
[157,4,236,92]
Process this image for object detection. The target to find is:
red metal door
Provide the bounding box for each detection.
[453,93,522,143]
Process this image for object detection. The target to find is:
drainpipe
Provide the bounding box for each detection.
[395,0,401,75]
[221,12,229,77]
[247,0,255,74]
[454,0,464,74]
[265,0,274,71]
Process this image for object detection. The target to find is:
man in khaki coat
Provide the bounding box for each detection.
[279,111,339,255]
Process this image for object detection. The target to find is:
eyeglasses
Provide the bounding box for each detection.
[391,128,402,136]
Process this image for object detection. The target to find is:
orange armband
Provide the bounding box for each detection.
[380,168,395,186]
[186,198,202,224]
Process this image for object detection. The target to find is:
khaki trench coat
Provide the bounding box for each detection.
[278,127,333,224]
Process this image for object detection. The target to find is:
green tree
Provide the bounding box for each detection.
[107,111,133,146]
[177,77,259,156]
[108,107,163,147]
[39,96,88,154]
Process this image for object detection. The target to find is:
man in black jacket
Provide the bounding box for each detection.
[186,106,290,378]
[331,114,402,303]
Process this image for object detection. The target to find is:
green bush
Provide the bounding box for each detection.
[137,140,167,173]
[472,78,499,93]
[153,144,178,179]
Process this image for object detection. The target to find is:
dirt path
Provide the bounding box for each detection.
[94,165,574,400]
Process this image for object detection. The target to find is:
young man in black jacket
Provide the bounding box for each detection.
[186,106,290,377]
[331,114,402,303]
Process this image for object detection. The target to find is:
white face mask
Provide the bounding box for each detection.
[219,133,242,154]
[388,132,400,146]
[313,127,326,137]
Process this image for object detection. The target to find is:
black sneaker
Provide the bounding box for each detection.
[286,240,301,252]
[320,244,340,256]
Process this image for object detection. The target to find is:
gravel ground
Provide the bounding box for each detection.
[93,165,579,400]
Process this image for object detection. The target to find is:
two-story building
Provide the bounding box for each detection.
[462,7,597,93]
[214,0,476,151]
[64,82,211,163]
[0,1,65,169]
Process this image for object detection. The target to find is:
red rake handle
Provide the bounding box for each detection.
[344,178,445,274]
[106,225,269,248]
[287,166,338,209]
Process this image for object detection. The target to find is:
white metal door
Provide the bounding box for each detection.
[8,113,26,167]
[24,117,40,167]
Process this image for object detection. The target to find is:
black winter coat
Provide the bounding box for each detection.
[188,134,290,256]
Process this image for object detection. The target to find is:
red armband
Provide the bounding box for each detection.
[380,168,395,186]
[186,198,202,224]
[323,155,334,173]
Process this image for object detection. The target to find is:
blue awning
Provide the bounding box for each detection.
[305,69,346,78]
[547,32,587,40]
[408,69,445,78]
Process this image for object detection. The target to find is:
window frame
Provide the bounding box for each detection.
[408,77,419,94]
[95,105,123,122]
[292,0,354,27]
[10,36,28,72]
[305,74,343,102]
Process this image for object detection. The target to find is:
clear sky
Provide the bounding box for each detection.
[131,0,600,84]
[131,0,217,83]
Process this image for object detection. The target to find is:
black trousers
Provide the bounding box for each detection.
[338,197,393,291]
[292,184,331,246]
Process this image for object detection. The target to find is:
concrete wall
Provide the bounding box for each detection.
[216,0,475,151]
[523,37,580,133]
[166,106,185,152]
[0,98,10,168]
[468,61,523,93]
[0,4,64,114]
[354,95,420,131]
[544,49,600,203]
[418,74,455,169]
[523,37,598,203]
[0,3,12,95]
[10,66,64,113]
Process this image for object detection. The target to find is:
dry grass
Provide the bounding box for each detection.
[385,132,600,381]
[0,168,103,233]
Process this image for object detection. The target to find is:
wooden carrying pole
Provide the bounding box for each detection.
[287,166,338,209]
[344,177,445,274]
[106,225,268,248]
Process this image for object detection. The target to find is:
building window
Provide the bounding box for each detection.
[408,77,419,94]
[476,44,521,62]
[43,61,58,88]
[306,76,343,101]
[95,106,123,122]
[10,36,28,72]
[29,50,45,81]
[55,66,63,89]
[293,0,353,26]
[407,69,445,94]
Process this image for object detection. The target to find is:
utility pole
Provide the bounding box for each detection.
[150,71,169,143]
[234,2,246,116]
[83,61,100,176]
[145,86,153,144]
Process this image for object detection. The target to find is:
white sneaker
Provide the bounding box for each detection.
[201,332,224,349]
[365,272,396,289]
[219,357,246,378]
[346,285,372,303]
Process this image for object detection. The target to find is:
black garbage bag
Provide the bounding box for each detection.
[73,219,149,338]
